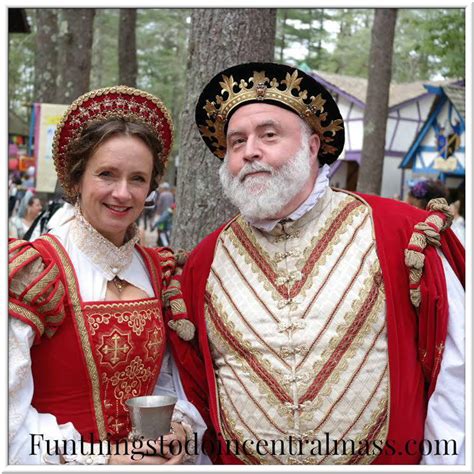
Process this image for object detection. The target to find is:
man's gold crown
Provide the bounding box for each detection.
[198,69,343,159]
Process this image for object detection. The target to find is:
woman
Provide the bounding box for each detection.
[8,86,207,465]
[9,195,43,239]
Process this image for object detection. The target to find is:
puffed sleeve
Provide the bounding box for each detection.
[8,239,84,464]
[8,238,67,342]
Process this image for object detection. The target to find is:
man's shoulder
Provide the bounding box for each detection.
[352,191,429,224]
[187,218,236,267]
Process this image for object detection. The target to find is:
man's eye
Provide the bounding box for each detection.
[264,132,276,138]
[231,138,245,147]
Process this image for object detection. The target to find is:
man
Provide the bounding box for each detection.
[167,63,465,465]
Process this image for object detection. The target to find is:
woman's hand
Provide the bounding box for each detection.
[108,423,187,465]
[108,439,167,465]
[159,422,187,463]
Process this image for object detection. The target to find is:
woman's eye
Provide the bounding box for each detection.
[98,171,112,178]
[133,176,146,182]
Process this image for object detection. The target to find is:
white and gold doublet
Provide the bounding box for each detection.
[205,188,389,464]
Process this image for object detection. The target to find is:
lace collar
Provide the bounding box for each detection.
[70,205,140,280]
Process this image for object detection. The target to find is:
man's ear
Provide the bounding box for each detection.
[309,133,320,162]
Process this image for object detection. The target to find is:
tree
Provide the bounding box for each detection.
[34,9,59,103]
[326,9,373,76]
[56,9,96,103]
[172,8,277,251]
[118,9,137,87]
[90,9,119,89]
[357,9,397,195]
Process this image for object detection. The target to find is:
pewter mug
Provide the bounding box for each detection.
[126,395,177,439]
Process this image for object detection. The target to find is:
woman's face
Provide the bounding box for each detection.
[28,198,43,218]
[77,134,154,246]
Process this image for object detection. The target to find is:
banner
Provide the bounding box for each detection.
[34,103,67,193]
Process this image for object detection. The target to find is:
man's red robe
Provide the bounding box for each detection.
[167,194,464,464]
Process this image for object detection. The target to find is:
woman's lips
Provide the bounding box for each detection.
[104,203,132,215]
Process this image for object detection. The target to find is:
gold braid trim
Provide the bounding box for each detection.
[167,319,195,342]
[161,249,195,341]
[427,198,454,231]
[405,198,453,308]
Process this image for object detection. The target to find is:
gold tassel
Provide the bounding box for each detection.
[168,319,195,341]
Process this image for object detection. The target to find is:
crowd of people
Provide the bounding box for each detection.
[8,62,465,466]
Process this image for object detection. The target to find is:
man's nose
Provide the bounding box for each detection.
[243,136,262,161]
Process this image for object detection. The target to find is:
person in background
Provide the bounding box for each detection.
[9,195,43,239]
[155,182,175,218]
[153,202,176,246]
[406,178,448,210]
[141,189,157,231]
[168,62,465,465]
[22,165,36,189]
[9,174,22,216]
[8,86,208,465]
[450,200,465,246]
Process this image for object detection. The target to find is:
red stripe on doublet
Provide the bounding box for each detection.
[300,273,382,403]
[206,294,291,404]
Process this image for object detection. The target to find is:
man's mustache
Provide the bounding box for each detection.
[238,162,274,182]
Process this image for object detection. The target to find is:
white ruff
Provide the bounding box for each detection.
[219,138,312,221]
[70,205,140,280]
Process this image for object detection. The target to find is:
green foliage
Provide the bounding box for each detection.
[9,9,36,123]
[276,8,333,68]
[275,8,465,81]
[136,9,190,120]
[9,7,465,134]
[326,9,373,76]
[393,9,465,81]
[136,8,190,165]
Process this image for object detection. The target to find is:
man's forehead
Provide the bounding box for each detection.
[228,103,300,129]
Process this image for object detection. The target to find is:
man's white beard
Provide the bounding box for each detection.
[219,138,312,221]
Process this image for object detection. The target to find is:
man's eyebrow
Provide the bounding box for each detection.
[256,119,281,129]
[227,119,281,138]
[226,129,243,140]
